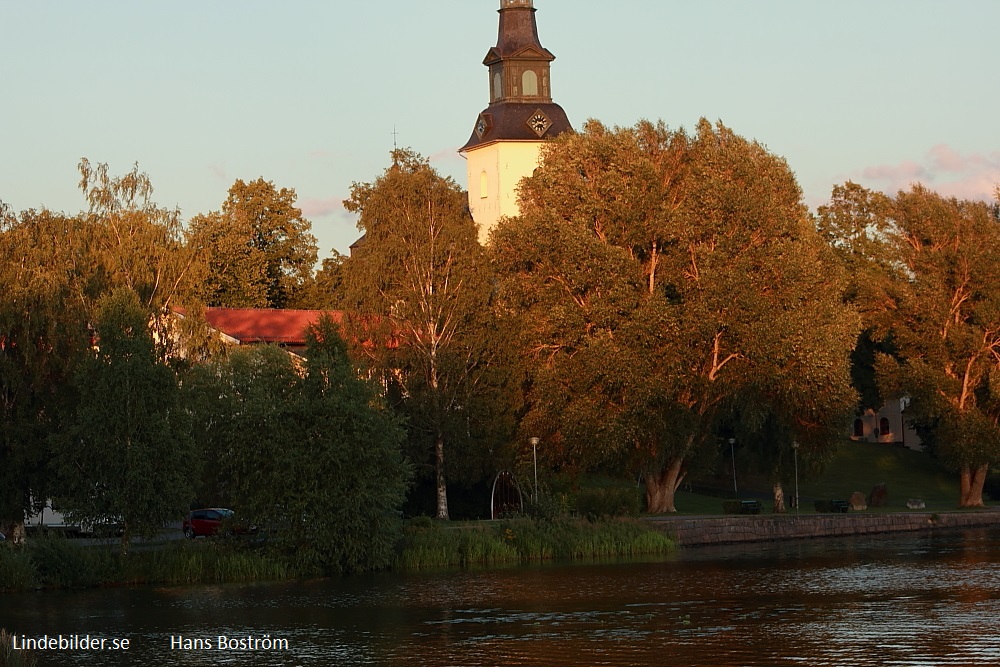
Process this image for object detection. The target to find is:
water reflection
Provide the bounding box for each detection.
[3,528,1000,665]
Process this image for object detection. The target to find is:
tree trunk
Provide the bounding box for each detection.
[772,483,786,514]
[120,520,131,557]
[434,433,450,520]
[1,521,25,545]
[959,463,989,508]
[645,458,685,513]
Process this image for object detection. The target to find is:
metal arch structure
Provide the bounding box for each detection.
[490,470,525,520]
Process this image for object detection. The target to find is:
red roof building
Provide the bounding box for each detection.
[169,307,395,361]
[200,308,344,351]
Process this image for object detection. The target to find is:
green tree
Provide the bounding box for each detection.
[185,319,410,573]
[823,185,1000,507]
[1,162,200,535]
[0,209,94,537]
[188,178,318,308]
[54,289,194,555]
[493,119,858,513]
[77,159,202,314]
[292,249,348,309]
[341,150,510,520]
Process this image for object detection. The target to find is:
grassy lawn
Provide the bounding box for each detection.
[656,442,979,515]
[798,441,961,511]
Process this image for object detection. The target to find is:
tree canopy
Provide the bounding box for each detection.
[492,119,859,512]
[340,149,515,520]
[820,184,1000,506]
[0,161,200,533]
[185,317,410,573]
[188,178,318,309]
[54,289,195,555]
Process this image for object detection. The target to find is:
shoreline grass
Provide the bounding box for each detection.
[395,517,675,571]
[0,538,292,593]
[1,628,39,667]
[1,518,675,592]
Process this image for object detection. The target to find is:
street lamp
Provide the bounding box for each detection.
[728,438,738,498]
[529,437,540,500]
[792,440,800,513]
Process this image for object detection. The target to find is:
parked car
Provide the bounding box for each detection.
[183,508,233,538]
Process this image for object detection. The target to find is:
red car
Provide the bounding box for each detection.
[183,508,236,538]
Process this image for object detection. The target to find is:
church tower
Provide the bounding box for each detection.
[461,0,572,244]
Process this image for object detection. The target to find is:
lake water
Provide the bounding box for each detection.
[3,527,1000,666]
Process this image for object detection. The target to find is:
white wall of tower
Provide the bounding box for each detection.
[465,141,543,245]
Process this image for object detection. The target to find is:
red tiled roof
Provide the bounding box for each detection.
[201,308,344,346]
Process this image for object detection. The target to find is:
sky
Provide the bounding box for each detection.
[2,1,999,259]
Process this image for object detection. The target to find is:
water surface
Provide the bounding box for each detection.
[3,528,999,666]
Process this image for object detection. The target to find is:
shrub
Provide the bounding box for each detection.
[574,487,642,520]
[25,537,119,589]
[0,545,35,592]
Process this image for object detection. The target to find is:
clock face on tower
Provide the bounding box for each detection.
[526,110,552,137]
[475,113,492,139]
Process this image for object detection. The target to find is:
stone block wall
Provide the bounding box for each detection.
[648,511,1000,547]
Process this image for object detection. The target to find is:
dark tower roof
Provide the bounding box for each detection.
[485,0,555,67]
[461,0,571,152]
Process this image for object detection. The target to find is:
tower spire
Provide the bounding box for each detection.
[460,0,572,243]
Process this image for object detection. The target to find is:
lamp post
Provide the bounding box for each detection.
[792,440,800,513]
[729,438,738,498]
[529,437,540,501]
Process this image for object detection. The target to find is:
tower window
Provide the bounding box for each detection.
[493,73,503,100]
[522,70,538,96]
[480,171,489,199]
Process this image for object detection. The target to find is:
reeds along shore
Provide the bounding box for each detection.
[395,518,675,570]
[0,518,675,592]
[1,628,39,667]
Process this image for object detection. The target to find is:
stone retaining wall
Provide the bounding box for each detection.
[648,510,1000,547]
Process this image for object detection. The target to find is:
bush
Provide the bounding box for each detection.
[25,537,119,589]
[574,487,642,520]
[524,492,570,521]
[0,545,35,592]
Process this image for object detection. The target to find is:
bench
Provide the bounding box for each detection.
[814,499,850,513]
[723,499,762,515]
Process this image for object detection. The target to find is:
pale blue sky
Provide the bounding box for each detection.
[2,1,998,257]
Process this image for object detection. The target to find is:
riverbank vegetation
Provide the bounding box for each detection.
[395,517,673,570]
[0,516,674,592]
[0,537,291,592]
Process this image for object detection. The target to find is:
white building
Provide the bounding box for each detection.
[850,397,923,450]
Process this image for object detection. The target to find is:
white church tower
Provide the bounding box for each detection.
[460,0,572,244]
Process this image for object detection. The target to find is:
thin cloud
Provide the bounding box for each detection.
[428,146,464,166]
[208,162,228,182]
[860,145,1000,201]
[299,196,346,219]
[862,160,928,183]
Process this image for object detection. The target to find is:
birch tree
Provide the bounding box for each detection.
[340,150,505,520]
